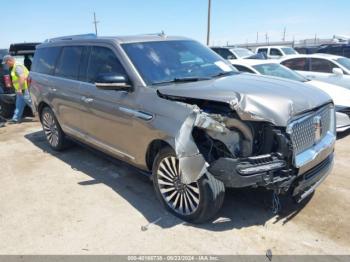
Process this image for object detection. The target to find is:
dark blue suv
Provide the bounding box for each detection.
[317,44,350,58]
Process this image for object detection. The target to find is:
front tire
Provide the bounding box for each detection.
[152,147,225,223]
[41,107,68,151]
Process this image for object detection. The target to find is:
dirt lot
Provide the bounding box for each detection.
[0,120,350,255]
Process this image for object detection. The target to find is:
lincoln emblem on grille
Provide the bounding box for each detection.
[314,115,322,143]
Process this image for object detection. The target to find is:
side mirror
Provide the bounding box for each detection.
[95,73,132,91]
[332,68,343,76]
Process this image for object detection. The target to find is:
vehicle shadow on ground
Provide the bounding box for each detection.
[25,130,312,232]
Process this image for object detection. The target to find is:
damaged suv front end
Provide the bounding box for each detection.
[122,37,336,222]
[156,81,335,204]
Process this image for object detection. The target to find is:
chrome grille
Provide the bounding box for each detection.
[288,105,332,155]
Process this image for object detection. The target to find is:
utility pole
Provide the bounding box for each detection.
[282,27,286,41]
[206,0,211,45]
[256,32,259,43]
[93,12,99,36]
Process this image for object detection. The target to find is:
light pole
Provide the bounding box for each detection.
[206,0,211,45]
[93,12,99,36]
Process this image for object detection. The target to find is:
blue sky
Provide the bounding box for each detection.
[0,0,349,48]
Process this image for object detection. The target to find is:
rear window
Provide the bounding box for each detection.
[32,47,61,75]
[281,58,308,71]
[54,46,83,80]
[257,48,268,55]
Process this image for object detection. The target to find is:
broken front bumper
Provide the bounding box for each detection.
[208,154,290,188]
[208,131,335,196]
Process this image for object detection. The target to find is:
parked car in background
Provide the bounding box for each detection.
[294,46,318,54]
[211,46,260,60]
[256,46,298,59]
[30,34,335,223]
[0,42,39,118]
[280,54,350,90]
[317,44,350,58]
[231,59,350,132]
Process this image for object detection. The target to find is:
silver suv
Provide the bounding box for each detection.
[30,34,336,223]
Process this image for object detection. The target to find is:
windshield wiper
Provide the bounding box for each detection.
[152,77,211,85]
[211,71,235,78]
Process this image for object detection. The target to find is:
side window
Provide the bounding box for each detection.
[310,58,339,73]
[281,58,308,71]
[257,48,268,55]
[233,65,255,73]
[32,47,61,75]
[270,48,283,56]
[54,46,83,80]
[86,46,126,83]
[213,48,235,59]
[78,46,91,82]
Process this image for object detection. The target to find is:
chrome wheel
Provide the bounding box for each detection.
[42,112,59,147]
[157,156,200,215]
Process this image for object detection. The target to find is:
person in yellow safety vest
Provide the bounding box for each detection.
[2,55,32,124]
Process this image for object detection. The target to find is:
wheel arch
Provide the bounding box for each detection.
[145,139,173,171]
[37,101,51,121]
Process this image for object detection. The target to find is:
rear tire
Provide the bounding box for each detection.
[152,147,225,223]
[41,107,69,151]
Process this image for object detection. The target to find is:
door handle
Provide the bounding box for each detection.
[49,87,57,92]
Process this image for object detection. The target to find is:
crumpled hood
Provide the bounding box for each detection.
[157,73,332,126]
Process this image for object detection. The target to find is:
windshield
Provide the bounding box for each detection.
[253,63,307,82]
[231,48,254,58]
[281,47,298,55]
[122,40,237,85]
[336,57,350,70]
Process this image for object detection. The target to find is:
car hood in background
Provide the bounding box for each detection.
[157,73,332,126]
[307,80,350,107]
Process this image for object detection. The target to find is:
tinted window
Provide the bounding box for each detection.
[86,46,126,83]
[281,47,298,55]
[281,58,308,71]
[257,48,268,54]
[55,46,83,80]
[78,46,91,81]
[233,65,255,73]
[32,47,61,75]
[270,48,283,56]
[213,48,235,59]
[310,58,338,73]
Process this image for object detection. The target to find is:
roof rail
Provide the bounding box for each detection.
[44,33,97,43]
